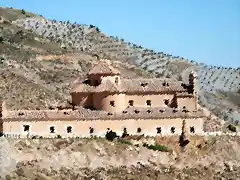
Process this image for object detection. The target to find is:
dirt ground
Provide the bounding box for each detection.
[0,135,240,180]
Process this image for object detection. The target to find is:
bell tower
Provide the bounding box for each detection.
[87,59,121,86]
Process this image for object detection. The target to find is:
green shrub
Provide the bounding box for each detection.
[105,130,118,141]
[118,139,132,145]
[143,143,169,152]
[227,124,237,132]
[21,9,26,15]
[55,135,62,138]
[0,37,4,43]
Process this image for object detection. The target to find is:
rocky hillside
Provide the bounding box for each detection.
[1,136,240,179]
[0,7,239,123]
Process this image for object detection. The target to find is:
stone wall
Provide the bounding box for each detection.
[2,117,204,138]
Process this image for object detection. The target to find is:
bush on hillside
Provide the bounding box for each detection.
[227,124,237,132]
[143,143,169,152]
[21,9,26,15]
[105,130,118,141]
[118,139,132,145]
[0,37,4,43]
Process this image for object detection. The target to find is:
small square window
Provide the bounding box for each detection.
[129,100,134,106]
[171,127,175,133]
[164,99,169,105]
[23,125,30,132]
[146,100,151,106]
[89,127,94,134]
[156,127,161,134]
[134,110,140,114]
[137,127,142,133]
[190,126,195,133]
[147,110,151,113]
[67,126,72,133]
[115,77,119,84]
[110,101,115,107]
[50,126,55,133]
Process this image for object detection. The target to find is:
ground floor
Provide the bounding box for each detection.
[1,118,204,138]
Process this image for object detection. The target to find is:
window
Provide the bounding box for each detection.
[115,77,118,83]
[89,127,94,134]
[182,106,188,113]
[172,109,178,113]
[64,111,69,115]
[137,127,142,133]
[162,81,169,86]
[23,125,30,132]
[50,126,55,133]
[190,126,195,133]
[129,100,134,106]
[110,101,115,107]
[170,127,175,134]
[67,126,72,133]
[140,82,148,87]
[164,99,169,105]
[147,110,151,113]
[146,100,151,106]
[94,80,99,86]
[156,127,161,134]
[134,110,140,114]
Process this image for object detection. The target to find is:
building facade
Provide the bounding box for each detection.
[71,60,198,113]
[0,60,207,138]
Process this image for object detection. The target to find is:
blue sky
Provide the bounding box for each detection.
[1,0,240,67]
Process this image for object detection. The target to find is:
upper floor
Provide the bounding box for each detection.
[70,60,198,113]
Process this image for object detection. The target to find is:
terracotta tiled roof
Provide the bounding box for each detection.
[2,108,205,121]
[72,78,187,93]
[88,60,120,75]
[94,79,123,93]
[120,78,186,93]
[71,83,94,93]
[176,92,194,97]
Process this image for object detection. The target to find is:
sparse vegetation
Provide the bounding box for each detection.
[143,143,169,152]
[227,124,237,132]
[21,9,26,15]
[118,139,132,145]
[0,6,240,179]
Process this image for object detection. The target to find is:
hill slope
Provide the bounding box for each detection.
[0,7,239,123]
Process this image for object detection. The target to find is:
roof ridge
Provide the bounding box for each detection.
[88,60,120,75]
